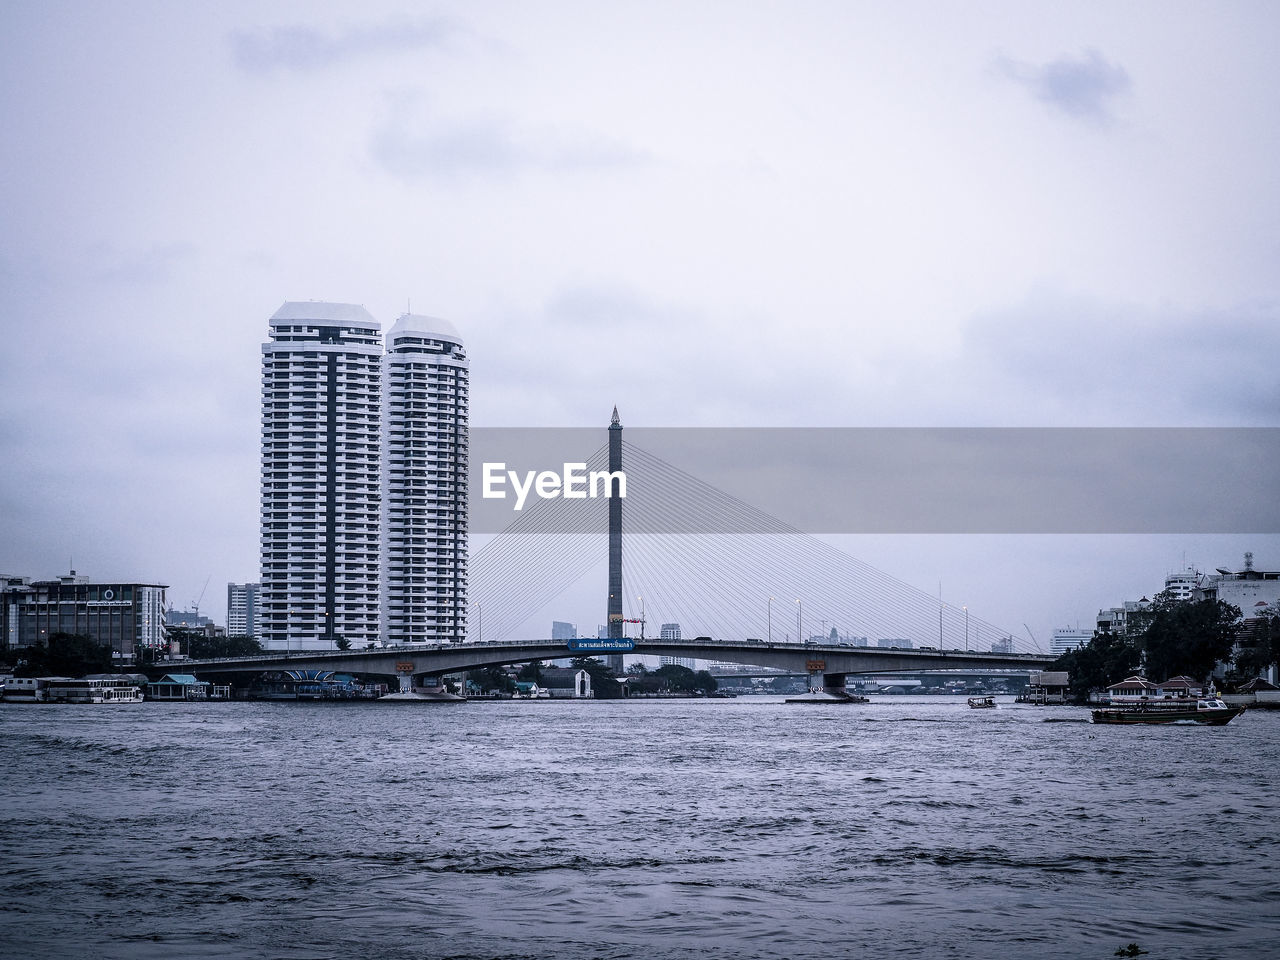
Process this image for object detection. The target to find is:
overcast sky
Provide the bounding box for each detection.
[1,1,1277,643]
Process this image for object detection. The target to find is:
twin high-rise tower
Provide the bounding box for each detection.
[259,301,468,649]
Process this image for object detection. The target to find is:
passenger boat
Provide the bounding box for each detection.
[967,696,996,709]
[45,677,144,703]
[1090,697,1243,726]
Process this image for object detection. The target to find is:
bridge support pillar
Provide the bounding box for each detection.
[822,672,856,700]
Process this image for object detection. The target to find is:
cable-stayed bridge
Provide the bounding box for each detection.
[176,413,1058,687]
[469,416,1040,657]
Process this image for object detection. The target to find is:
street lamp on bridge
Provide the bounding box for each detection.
[474,601,482,644]
[767,596,774,644]
[796,599,803,645]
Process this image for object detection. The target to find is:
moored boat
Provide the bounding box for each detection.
[1090,697,1243,726]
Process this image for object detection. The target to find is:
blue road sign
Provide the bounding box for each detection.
[567,638,636,653]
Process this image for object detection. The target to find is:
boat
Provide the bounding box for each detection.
[376,690,466,703]
[785,689,870,704]
[967,696,996,709]
[1090,697,1244,726]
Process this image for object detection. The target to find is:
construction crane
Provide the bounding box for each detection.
[192,575,211,619]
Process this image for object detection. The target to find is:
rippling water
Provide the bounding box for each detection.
[3,697,1279,959]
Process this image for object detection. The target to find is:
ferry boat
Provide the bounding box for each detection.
[967,696,997,709]
[45,677,144,704]
[1090,697,1243,726]
[0,677,61,702]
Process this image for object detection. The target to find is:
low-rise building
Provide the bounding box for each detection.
[1,571,167,657]
[539,667,593,699]
[1155,675,1204,699]
[1106,676,1158,702]
[1021,670,1070,704]
[1096,599,1150,636]
[147,673,211,701]
[1195,553,1280,613]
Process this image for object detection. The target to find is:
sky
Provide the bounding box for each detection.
[1,1,1277,645]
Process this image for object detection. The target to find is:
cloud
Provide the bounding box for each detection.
[371,111,649,179]
[86,242,198,285]
[230,17,457,73]
[962,288,1280,424]
[995,48,1131,123]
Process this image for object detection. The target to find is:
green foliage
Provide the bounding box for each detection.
[1054,593,1243,700]
[622,663,718,695]
[334,636,351,651]
[1055,631,1141,702]
[517,660,545,682]
[470,666,516,695]
[188,634,264,659]
[1129,593,1240,682]
[164,628,264,659]
[13,633,114,677]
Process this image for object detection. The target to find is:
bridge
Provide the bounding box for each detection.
[164,639,1054,696]
[465,412,1045,661]
[200,409,1058,694]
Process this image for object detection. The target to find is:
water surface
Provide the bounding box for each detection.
[3,696,1277,959]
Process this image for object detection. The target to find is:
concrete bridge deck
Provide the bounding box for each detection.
[162,638,1055,683]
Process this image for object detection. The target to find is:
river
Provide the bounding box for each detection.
[3,696,1278,959]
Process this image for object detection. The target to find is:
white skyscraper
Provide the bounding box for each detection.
[383,314,469,644]
[226,582,260,640]
[1049,627,1093,656]
[259,302,382,650]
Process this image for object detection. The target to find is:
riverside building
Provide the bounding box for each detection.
[260,302,383,650]
[1049,627,1093,657]
[382,314,469,645]
[0,571,166,657]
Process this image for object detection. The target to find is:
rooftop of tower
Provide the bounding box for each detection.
[389,313,463,343]
[270,301,378,328]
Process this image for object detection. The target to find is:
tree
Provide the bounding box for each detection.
[14,633,114,678]
[1128,593,1240,682]
[1055,594,1246,702]
[187,634,264,659]
[470,666,516,695]
[334,636,351,651]
[517,660,545,682]
[1055,630,1141,703]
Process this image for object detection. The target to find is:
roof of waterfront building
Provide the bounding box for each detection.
[1107,676,1156,692]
